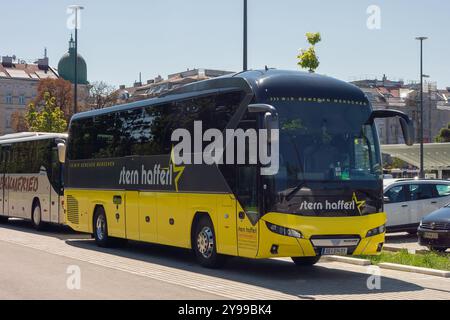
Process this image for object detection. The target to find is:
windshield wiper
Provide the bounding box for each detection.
[285,182,307,202]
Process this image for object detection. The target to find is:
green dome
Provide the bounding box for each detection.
[58,36,88,85]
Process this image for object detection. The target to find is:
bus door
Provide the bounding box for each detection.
[105,191,126,238]
[0,147,5,216]
[138,191,157,243]
[1,146,10,217]
[234,114,260,258]
[50,146,63,223]
[124,190,140,241]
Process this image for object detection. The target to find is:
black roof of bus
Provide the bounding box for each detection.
[70,69,369,122]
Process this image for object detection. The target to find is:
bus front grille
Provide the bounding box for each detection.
[66,195,80,225]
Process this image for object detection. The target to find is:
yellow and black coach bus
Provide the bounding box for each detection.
[61,69,414,268]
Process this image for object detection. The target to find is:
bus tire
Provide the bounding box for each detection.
[93,207,114,248]
[291,256,321,266]
[32,201,45,231]
[193,216,226,269]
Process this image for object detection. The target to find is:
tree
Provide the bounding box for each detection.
[435,123,450,143]
[34,78,73,120]
[297,32,322,73]
[11,111,29,132]
[26,92,67,133]
[88,81,118,110]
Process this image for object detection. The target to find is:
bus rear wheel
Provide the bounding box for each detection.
[291,256,321,266]
[193,216,226,269]
[93,208,114,248]
[32,202,45,231]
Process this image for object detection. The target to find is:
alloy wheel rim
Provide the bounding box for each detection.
[33,207,41,226]
[197,226,214,259]
[96,215,106,240]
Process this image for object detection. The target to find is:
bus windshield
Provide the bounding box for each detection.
[273,101,382,195]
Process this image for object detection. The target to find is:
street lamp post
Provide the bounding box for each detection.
[416,36,428,179]
[243,0,248,71]
[69,5,84,115]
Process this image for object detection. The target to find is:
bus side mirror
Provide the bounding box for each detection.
[264,112,279,144]
[248,104,280,176]
[368,109,415,146]
[57,143,66,164]
[399,117,415,147]
[248,104,279,143]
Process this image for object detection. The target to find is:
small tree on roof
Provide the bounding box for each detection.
[297,32,322,73]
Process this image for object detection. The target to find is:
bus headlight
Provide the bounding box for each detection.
[266,222,303,239]
[366,225,386,238]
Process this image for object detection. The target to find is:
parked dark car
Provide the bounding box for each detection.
[418,204,450,252]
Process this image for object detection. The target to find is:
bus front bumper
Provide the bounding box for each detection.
[257,212,386,259]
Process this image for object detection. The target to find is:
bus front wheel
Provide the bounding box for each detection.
[93,208,113,248]
[291,256,321,267]
[193,216,226,269]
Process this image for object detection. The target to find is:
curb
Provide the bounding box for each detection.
[324,255,371,266]
[383,246,403,252]
[378,262,450,278]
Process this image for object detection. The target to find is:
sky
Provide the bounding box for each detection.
[1,0,449,88]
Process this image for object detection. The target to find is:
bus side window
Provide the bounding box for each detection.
[235,113,259,214]
[236,166,258,214]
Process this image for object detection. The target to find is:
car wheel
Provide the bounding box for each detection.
[430,246,447,253]
[291,256,321,266]
[0,216,8,224]
[193,216,226,268]
[32,201,45,231]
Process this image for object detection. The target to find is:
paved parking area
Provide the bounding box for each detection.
[0,221,449,300]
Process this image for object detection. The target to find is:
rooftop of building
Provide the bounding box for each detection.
[117,68,234,101]
[0,55,59,81]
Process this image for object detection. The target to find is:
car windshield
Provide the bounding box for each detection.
[272,101,382,194]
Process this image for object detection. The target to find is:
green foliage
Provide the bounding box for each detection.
[384,157,409,169]
[282,119,304,131]
[297,32,321,73]
[361,249,450,271]
[305,32,322,46]
[435,123,450,143]
[25,92,67,133]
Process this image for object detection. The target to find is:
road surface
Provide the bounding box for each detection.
[0,220,449,300]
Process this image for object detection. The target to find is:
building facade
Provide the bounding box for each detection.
[0,55,59,135]
[353,76,450,145]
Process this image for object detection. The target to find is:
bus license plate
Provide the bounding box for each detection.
[423,232,439,240]
[321,248,348,256]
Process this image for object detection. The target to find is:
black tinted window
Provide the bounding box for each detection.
[68,91,244,160]
[6,140,51,174]
[436,184,450,197]
[409,184,434,201]
[385,185,407,203]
